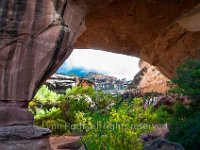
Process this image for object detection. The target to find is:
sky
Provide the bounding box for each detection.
[57,49,140,80]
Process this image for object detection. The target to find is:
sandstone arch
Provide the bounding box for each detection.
[0,0,200,127]
[75,0,200,78]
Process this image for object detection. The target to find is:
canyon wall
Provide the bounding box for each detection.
[128,60,171,94]
[1,0,200,101]
[0,0,87,126]
[0,0,200,126]
[0,0,87,101]
[0,1,200,148]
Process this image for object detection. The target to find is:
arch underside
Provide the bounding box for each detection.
[75,0,200,78]
[0,0,200,101]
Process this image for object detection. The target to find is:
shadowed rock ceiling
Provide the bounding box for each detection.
[0,0,200,100]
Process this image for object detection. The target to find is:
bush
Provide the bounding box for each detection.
[30,86,170,149]
[29,59,200,149]
[167,59,200,149]
[80,98,156,150]
[168,103,200,150]
[30,86,121,134]
[29,85,60,115]
[172,59,200,104]
[153,105,172,124]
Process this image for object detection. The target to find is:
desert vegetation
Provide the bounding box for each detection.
[30,59,200,150]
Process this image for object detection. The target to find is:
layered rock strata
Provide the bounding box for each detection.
[0,0,86,125]
[1,0,200,124]
[143,139,185,150]
[128,60,171,94]
[0,125,51,150]
[1,1,200,149]
[45,74,94,94]
[75,0,200,78]
[0,0,85,148]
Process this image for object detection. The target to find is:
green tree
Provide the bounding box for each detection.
[167,59,200,149]
[80,98,156,150]
[172,59,200,103]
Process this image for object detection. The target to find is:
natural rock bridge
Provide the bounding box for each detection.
[0,0,200,149]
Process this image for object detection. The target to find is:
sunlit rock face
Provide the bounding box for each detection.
[128,60,171,94]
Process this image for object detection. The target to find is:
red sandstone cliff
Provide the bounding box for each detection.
[128,60,171,94]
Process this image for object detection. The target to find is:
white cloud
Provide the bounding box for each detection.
[61,49,140,80]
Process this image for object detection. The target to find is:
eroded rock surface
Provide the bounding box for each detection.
[0,0,87,101]
[45,74,95,94]
[50,135,84,150]
[143,139,185,150]
[0,125,51,150]
[1,0,200,100]
[1,1,199,149]
[0,0,86,126]
[0,0,200,131]
[128,60,171,94]
[75,0,200,78]
[141,124,169,145]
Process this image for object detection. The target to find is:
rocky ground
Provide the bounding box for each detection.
[50,135,85,150]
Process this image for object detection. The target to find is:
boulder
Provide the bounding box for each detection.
[144,94,191,108]
[143,139,185,150]
[50,135,84,150]
[140,124,169,144]
[0,125,51,150]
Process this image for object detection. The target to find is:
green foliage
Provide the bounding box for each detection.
[80,98,156,150]
[153,105,172,124]
[30,86,119,134]
[172,59,200,103]
[29,85,60,115]
[33,86,196,149]
[29,86,68,134]
[34,85,60,104]
[59,86,116,131]
[167,59,200,149]
[29,59,200,149]
[167,103,200,150]
[31,86,169,149]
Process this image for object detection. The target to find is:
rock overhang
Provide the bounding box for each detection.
[74,0,200,78]
[0,0,200,101]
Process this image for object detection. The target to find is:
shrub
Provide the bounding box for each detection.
[81,98,156,150]
[167,59,200,149]
[172,59,200,104]
[168,103,200,150]
[30,86,170,149]
[153,105,172,124]
[30,86,120,134]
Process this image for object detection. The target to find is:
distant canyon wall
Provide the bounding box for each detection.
[128,60,171,94]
